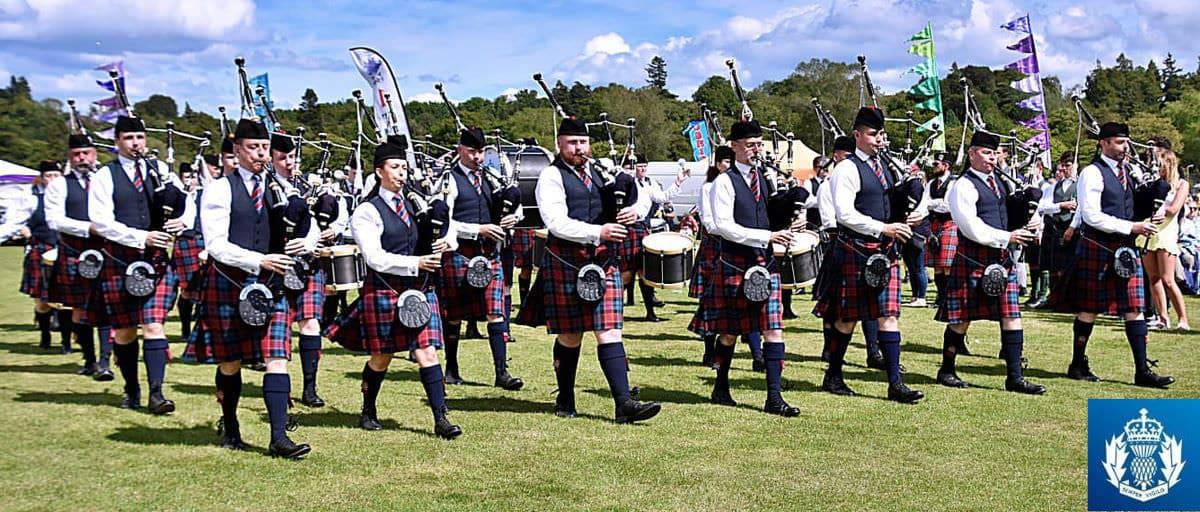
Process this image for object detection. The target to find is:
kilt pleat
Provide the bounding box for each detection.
[200,264,291,363]
[689,244,783,335]
[327,270,443,354]
[515,235,622,334]
[812,238,902,322]
[1048,232,1144,315]
[19,241,53,302]
[934,237,1020,323]
[929,218,958,271]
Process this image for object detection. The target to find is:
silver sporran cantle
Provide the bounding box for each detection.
[863,253,892,288]
[238,283,275,327]
[124,261,157,297]
[78,249,104,279]
[465,255,494,288]
[396,289,433,329]
[1113,247,1139,279]
[576,263,607,302]
[980,263,1008,297]
[742,265,772,303]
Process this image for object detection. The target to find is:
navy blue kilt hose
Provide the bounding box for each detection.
[200,262,291,363]
[439,239,505,322]
[812,237,902,322]
[515,235,623,334]
[934,237,1020,324]
[1049,231,1144,316]
[690,245,783,336]
[325,270,443,354]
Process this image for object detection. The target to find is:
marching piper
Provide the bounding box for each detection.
[0,160,66,352]
[626,154,687,321]
[1036,152,1077,307]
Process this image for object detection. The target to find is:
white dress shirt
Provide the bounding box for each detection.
[1077,154,1134,235]
[1036,177,1074,216]
[88,155,183,249]
[698,181,716,232]
[0,185,42,242]
[948,169,1012,249]
[535,161,603,246]
[200,167,319,274]
[817,176,836,230]
[711,161,771,249]
[351,187,422,277]
[831,149,887,238]
[927,173,952,215]
[45,173,92,238]
[632,175,683,220]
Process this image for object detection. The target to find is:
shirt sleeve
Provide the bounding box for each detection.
[949,177,1010,249]
[1036,185,1062,215]
[0,193,35,242]
[711,173,771,248]
[350,203,420,276]
[1078,165,1134,235]
[88,165,148,249]
[200,178,265,274]
[45,179,89,237]
[179,191,198,230]
[831,160,885,238]
[536,165,602,245]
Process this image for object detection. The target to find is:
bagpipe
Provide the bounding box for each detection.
[856,55,930,228]
[433,82,522,223]
[1072,95,1169,223]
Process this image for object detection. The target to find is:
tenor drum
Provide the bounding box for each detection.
[641,232,694,289]
[774,231,820,289]
[648,218,669,234]
[319,244,364,292]
[531,229,548,268]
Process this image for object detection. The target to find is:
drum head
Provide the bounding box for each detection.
[42,248,57,266]
[124,261,157,297]
[793,231,820,252]
[649,218,669,233]
[576,263,607,302]
[238,283,275,327]
[396,289,433,329]
[466,255,494,288]
[643,232,692,255]
[78,249,104,279]
[322,244,360,258]
[863,253,891,289]
[1114,247,1139,279]
[981,263,1008,297]
[535,229,548,240]
[742,266,772,303]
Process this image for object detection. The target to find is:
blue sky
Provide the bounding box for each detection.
[1,0,1196,113]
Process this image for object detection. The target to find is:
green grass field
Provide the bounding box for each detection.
[0,245,1195,511]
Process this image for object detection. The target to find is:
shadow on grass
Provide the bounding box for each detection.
[0,362,81,374]
[596,385,710,405]
[0,341,57,355]
[340,367,422,384]
[282,408,401,431]
[627,355,702,368]
[623,332,700,342]
[14,390,119,407]
[0,322,37,332]
[172,382,263,398]
[446,395,612,423]
[107,424,225,448]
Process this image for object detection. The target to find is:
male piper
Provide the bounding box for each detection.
[934,131,1045,394]
[1035,151,1077,308]
[1051,122,1174,388]
[813,107,924,403]
[439,127,524,390]
[515,117,661,423]
[0,160,66,351]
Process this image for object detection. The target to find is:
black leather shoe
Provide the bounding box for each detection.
[1027,298,1047,309]
[1135,366,1175,389]
[644,314,669,322]
[494,372,525,391]
[752,357,765,373]
[710,387,737,406]
[77,363,97,376]
[554,395,577,418]
[120,390,141,410]
[299,389,326,408]
[887,383,924,403]
[1067,357,1101,382]
[763,398,800,417]
[936,369,969,388]
[1006,376,1047,394]
[651,298,665,308]
[444,371,464,386]
[218,420,248,451]
[463,323,483,340]
[360,413,382,431]
[434,416,463,439]
[268,437,311,459]
[615,399,661,424]
[821,371,856,396]
[866,352,887,370]
[147,393,175,415]
[61,345,72,355]
[249,362,267,372]
[93,368,114,381]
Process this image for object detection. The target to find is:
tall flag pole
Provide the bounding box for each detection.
[907,22,945,151]
[1002,13,1051,167]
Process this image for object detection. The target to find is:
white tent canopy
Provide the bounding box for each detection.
[0,159,37,223]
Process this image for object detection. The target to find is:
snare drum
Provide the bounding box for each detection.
[774,231,820,289]
[319,244,364,292]
[532,229,548,268]
[641,232,694,289]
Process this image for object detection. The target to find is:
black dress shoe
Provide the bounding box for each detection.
[219,420,248,451]
[866,352,887,370]
[1027,298,1047,309]
[463,323,484,339]
[887,383,924,403]
[147,393,175,415]
[268,437,311,459]
[77,363,97,376]
[615,399,661,424]
[494,372,525,391]
[763,398,800,417]
[821,371,856,396]
[651,298,665,308]
[120,391,141,410]
[299,389,326,408]
[360,413,382,431]
[434,416,463,439]
[1067,357,1101,382]
[1135,367,1175,389]
[1006,377,1047,395]
[710,388,737,406]
[752,357,765,373]
[94,368,114,382]
[644,314,669,322]
[554,406,577,418]
[936,369,969,388]
[61,345,72,355]
[444,371,464,386]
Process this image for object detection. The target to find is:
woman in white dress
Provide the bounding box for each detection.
[1142,149,1190,331]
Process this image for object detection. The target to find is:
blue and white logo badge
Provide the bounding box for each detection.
[1100,408,1186,503]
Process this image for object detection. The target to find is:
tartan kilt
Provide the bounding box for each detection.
[140,264,180,325]
[181,303,216,363]
[49,236,95,311]
[97,242,166,328]
[811,231,838,300]
[510,229,537,269]
[515,235,622,334]
[615,221,647,273]
[1039,224,1076,272]
[812,238,902,322]
[326,271,443,354]
[934,238,1020,324]
[200,264,291,363]
[20,241,53,302]
[172,233,206,294]
[1049,233,1144,315]
[438,240,505,322]
[929,218,958,271]
[690,245,783,336]
[688,234,720,299]
[286,263,326,322]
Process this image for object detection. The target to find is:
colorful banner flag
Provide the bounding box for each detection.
[1006,54,1040,74]
[1007,35,1035,54]
[1010,76,1042,94]
[247,73,275,131]
[1002,14,1051,167]
[1021,112,1048,130]
[92,95,121,110]
[914,96,941,112]
[683,120,712,161]
[917,113,945,134]
[349,46,417,171]
[906,22,945,151]
[1017,94,1045,112]
[1001,15,1031,34]
[907,61,935,78]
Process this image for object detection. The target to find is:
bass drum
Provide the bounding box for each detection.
[774,231,820,289]
[641,232,694,289]
[495,144,553,229]
[531,229,548,268]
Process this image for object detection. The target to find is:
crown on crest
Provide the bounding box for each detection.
[1124,408,1164,444]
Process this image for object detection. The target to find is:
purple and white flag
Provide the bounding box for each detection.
[1007,54,1040,75]
[1021,112,1048,130]
[1017,94,1045,111]
[1011,76,1042,94]
[93,95,122,110]
[1007,36,1034,54]
[1001,15,1031,34]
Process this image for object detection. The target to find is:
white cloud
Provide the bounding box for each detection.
[584,33,631,56]
[0,0,257,45]
[409,92,443,104]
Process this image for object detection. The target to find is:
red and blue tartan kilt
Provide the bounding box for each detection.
[172,234,206,294]
[181,304,215,363]
[929,218,958,271]
[200,264,291,363]
[287,264,326,322]
[510,229,537,269]
[140,265,180,325]
[515,236,622,334]
[812,238,902,322]
[97,242,168,328]
[19,241,53,302]
[1049,234,1144,315]
[934,238,1020,324]
[438,240,505,322]
[690,246,783,336]
[49,236,96,311]
[326,271,443,354]
[688,234,720,299]
[615,222,647,273]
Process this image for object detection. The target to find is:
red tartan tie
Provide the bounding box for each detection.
[577,166,592,191]
[749,169,761,202]
[132,160,144,193]
[869,157,887,188]
[987,175,1001,198]
[394,196,411,227]
[471,169,482,195]
[250,175,263,213]
[1117,164,1128,190]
